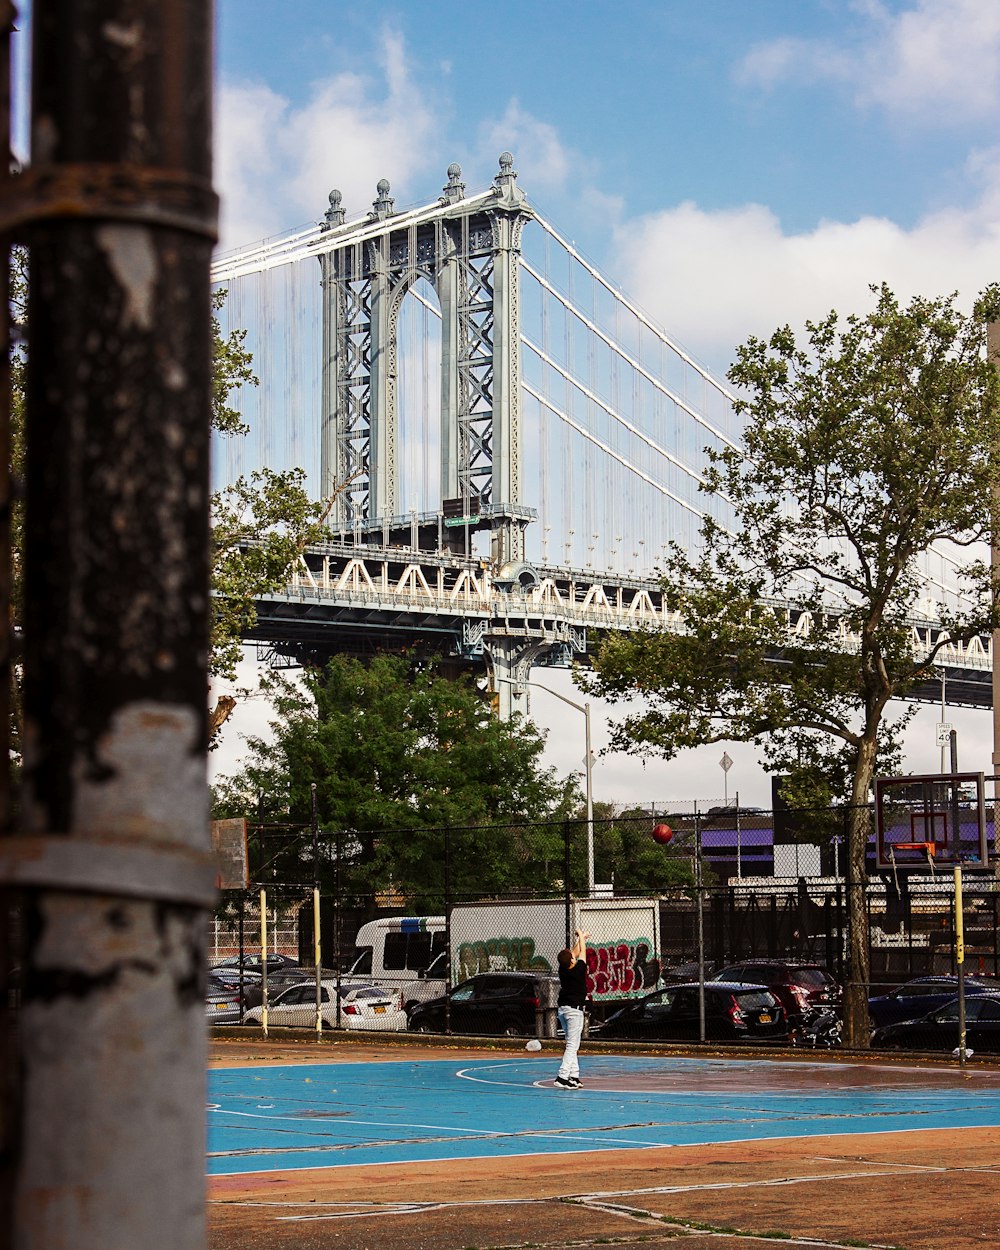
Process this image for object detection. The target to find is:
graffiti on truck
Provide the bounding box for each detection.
[586,940,660,999]
[456,937,552,981]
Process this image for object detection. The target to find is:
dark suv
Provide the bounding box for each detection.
[711,960,841,1023]
[407,972,557,1037]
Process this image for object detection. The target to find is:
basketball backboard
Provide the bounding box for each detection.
[874,772,989,871]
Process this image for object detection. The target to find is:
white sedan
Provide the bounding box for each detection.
[242,980,407,1032]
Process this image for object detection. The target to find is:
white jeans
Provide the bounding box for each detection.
[557,1005,585,1079]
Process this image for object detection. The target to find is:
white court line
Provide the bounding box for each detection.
[208,1104,673,1151]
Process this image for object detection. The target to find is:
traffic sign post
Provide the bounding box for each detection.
[720,751,733,805]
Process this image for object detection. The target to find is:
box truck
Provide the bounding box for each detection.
[344,899,661,1019]
[449,897,661,1009]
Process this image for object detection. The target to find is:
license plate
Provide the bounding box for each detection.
[374,1005,385,1014]
[215,1002,232,1011]
[758,1012,772,1023]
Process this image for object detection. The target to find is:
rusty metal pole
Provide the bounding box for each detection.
[0,3,217,1248]
[0,5,16,1242]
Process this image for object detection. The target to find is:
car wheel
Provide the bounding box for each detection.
[410,1019,434,1034]
[500,1020,526,1038]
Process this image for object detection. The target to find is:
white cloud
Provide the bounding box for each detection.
[862,0,1000,119]
[476,100,582,196]
[737,0,1000,124]
[216,29,443,250]
[609,159,1000,375]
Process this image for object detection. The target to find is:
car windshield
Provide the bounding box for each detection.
[734,989,775,1009]
[794,969,830,987]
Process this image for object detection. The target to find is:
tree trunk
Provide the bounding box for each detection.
[843,734,876,1048]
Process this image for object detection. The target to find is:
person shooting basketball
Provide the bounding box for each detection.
[554,929,589,1089]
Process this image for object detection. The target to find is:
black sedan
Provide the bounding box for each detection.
[868,976,1000,1029]
[871,993,1000,1053]
[407,972,556,1037]
[594,981,786,1043]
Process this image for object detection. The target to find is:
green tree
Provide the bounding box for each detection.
[566,802,695,893]
[213,652,579,909]
[583,284,1000,1046]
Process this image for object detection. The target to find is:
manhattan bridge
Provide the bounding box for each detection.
[210,154,993,720]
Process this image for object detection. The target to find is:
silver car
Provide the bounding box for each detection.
[242,980,407,1032]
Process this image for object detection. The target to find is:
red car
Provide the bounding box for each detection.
[711,960,841,1024]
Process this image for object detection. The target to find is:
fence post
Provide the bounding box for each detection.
[334,825,342,1029]
[444,822,452,1034]
[311,784,322,1037]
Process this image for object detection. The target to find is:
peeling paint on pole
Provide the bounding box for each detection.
[6,3,218,1247]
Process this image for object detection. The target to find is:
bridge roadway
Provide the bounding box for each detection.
[247,540,994,709]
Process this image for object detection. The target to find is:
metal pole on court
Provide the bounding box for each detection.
[335,825,342,1029]
[311,783,322,1037]
[4,4,217,1245]
[695,807,706,1043]
[260,887,269,1037]
[955,865,967,1066]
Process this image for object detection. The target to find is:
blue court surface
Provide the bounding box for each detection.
[207,1054,1000,1175]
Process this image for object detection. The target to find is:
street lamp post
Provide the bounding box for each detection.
[493,675,595,894]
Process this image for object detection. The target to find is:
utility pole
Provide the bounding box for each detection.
[1,4,217,1248]
[990,320,1000,808]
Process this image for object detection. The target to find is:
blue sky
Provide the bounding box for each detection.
[22,3,999,806]
[213,0,1000,385]
[211,0,1000,807]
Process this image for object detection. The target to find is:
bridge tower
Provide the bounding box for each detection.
[316,155,560,717]
[317,153,534,571]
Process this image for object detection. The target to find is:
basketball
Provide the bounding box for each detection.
[651,822,673,845]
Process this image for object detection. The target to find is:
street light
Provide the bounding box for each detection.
[493,675,595,894]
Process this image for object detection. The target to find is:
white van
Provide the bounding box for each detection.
[344,917,447,1014]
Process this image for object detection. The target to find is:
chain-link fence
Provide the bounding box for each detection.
[210,802,1000,1048]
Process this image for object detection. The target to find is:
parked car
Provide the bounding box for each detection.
[593,981,786,1043]
[213,953,299,975]
[711,960,841,1023]
[407,972,558,1037]
[208,965,263,1009]
[205,973,244,1025]
[868,976,1000,1029]
[242,980,407,1032]
[871,993,1000,1053]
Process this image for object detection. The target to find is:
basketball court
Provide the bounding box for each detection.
[206,1039,1000,1249]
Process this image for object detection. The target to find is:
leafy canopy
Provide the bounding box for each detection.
[213,652,579,907]
[583,282,1000,1046]
[585,283,1000,810]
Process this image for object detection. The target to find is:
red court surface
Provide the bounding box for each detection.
[207,1036,1000,1250]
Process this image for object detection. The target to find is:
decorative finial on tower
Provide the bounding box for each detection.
[369,178,395,221]
[440,162,465,205]
[320,188,345,231]
[492,151,525,207]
